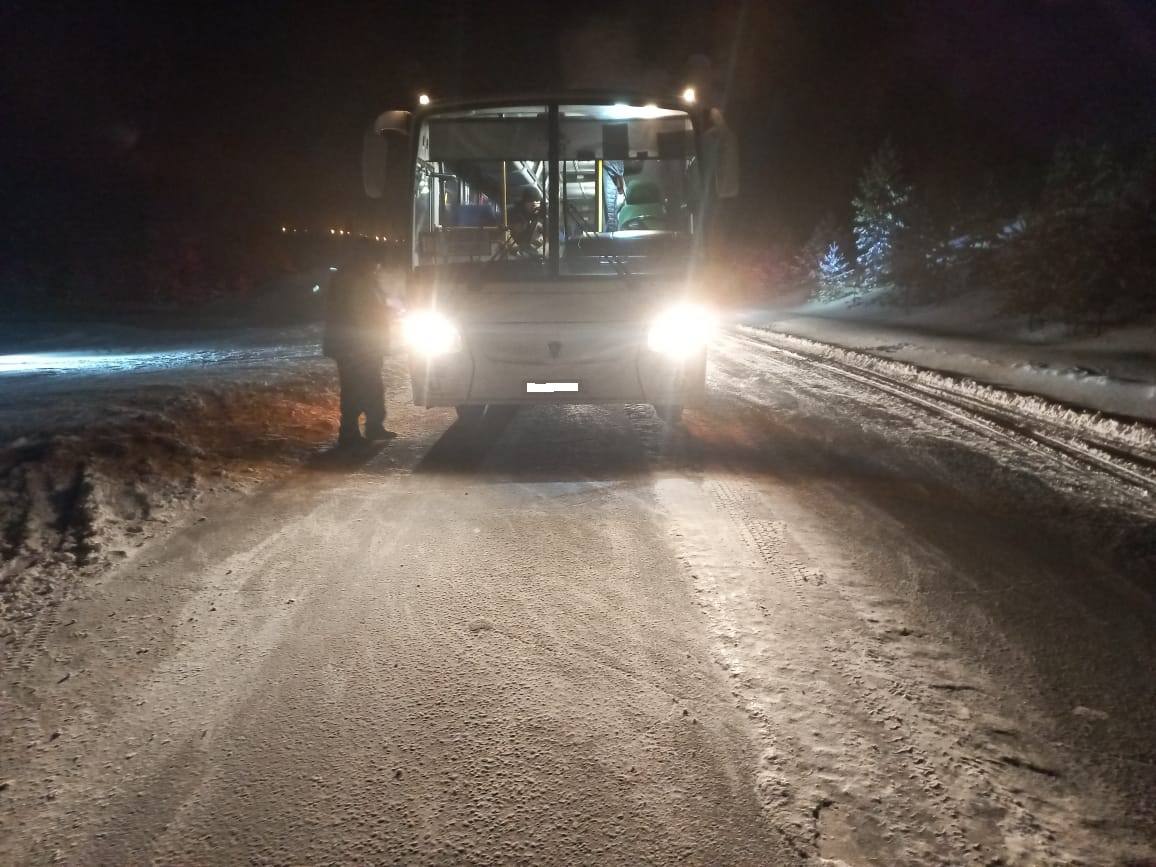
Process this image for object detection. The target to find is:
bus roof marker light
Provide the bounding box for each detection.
[607,102,676,119]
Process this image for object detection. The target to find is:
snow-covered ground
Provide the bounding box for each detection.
[739,288,1156,423]
[0,323,356,643]
[1,323,1154,864]
[2,309,1154,864]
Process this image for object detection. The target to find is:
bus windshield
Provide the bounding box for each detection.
[412,103,699,281]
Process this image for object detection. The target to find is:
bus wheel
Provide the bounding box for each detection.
[655,404,684,424]
[455,405,486,423]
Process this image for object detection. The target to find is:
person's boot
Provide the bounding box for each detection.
[337,424,365,448]
[365,425,398,441]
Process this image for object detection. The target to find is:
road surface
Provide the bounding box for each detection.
[2,330,1154,865]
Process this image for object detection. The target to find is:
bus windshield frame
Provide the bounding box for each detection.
[410,100,702,282]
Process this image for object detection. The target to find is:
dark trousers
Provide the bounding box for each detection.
[336,354,385,435]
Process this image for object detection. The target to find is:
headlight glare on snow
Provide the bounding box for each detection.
[402,310,461,357]
[646,303,717,358]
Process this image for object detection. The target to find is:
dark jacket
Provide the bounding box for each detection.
[322,268,390,359]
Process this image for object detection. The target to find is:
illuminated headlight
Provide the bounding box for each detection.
[402,310,461,357]
[646,303,717,358]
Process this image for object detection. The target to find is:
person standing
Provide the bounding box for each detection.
[701,107,740,255]
[322,245,397,447]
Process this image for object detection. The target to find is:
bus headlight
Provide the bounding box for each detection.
[402,310,461,357]
[646,303,717,359]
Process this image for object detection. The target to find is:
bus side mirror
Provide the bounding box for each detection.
[363,110,411,199]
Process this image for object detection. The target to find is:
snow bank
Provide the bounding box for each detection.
[0,341,340,645]
[740,326,1156,458]
[741,289,1156,424]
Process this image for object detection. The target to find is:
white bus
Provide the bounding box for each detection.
[363,93,724,424]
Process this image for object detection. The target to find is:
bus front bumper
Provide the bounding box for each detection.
[409,351,706,408]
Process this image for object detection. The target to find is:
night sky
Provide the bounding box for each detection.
[3,0,1156,262]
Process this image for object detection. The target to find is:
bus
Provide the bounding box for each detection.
[362,93,726,424]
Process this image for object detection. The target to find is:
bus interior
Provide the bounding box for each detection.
[412,103,700,278]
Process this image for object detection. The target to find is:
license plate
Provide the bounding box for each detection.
[526,381,579,393]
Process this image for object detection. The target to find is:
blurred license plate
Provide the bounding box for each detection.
[526,381,579,393]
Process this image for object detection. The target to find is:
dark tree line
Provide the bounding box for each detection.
[794,138,1156,331]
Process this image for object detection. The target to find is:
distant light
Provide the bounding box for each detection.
[375,235,381,241]
[418,93,431,106]
[312,284,321,293]
[330,228,336,235]
[281,226,287,233]
[681,86,696,105]
[328,266,338,271]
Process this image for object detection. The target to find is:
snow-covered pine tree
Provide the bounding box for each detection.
[853,139,912,289]
[818,241,853,298]
[794,214,838,289]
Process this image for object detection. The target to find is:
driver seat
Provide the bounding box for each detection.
[616,179,665,230]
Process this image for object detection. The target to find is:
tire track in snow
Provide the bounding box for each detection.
[710,476,1090,863]
[734,328,1156,498]
[657,468,1144,864]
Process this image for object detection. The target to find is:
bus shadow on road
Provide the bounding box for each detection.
[405,398,911,486]
[411,404,681,482]
[413,406,521,475]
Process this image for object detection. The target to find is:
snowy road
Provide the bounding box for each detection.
[2,331,1155,865]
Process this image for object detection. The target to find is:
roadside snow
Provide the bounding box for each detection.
[740,289,1156,424]
[0,324,351,644]
[737,327,1156,462]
